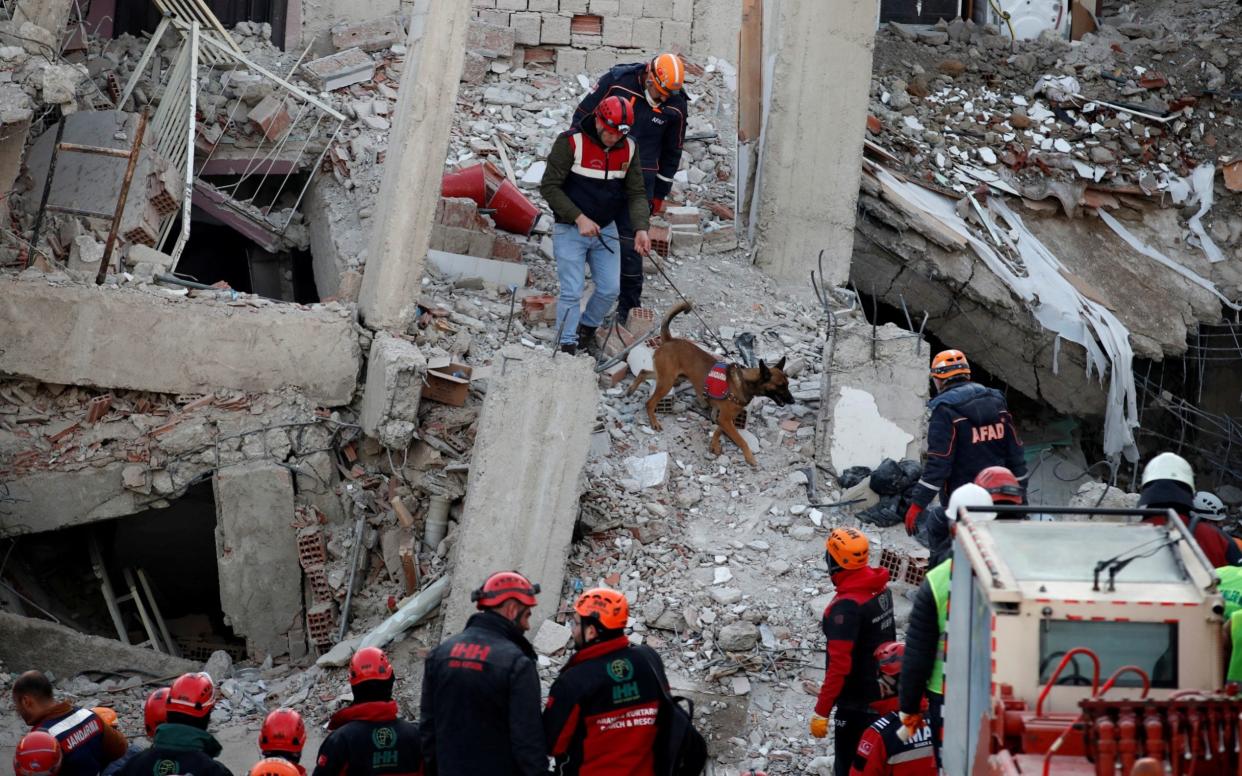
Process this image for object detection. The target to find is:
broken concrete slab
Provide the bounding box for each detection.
[359,333,427,449]
[442,355,597,634]
[426,249,528,288]
[331,15,405,52]
[0,611,197,679]
[0,276,361,406]
[301,48,376,92]
[817,315,928,475]
[1,462,151,535]
[213,462,302,657]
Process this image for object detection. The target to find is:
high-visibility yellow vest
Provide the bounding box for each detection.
[927,559,952,695]
[1218,565,1242,619]
[1229,611,1242,683]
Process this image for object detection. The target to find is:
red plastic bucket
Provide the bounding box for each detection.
[440,162,504,207]
[487,178,539,236]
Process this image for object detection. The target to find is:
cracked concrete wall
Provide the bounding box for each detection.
[359,333,426,448]
[691,0,740,61]
[441,354,597,635]
[304,174,365,300]
[0,276,362,405]
[0,611,197,679]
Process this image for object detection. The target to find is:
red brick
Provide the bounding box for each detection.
[570,15,603,34]
[522,294,557,322]
[249,95,291,141]
[491,237,523,262]
[524,47,556,64]
[438,197,479,229]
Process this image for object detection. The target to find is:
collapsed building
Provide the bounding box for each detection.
[1,0,1240,771]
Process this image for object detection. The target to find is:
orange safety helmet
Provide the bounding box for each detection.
[826,528,870,570]
[472,571,540,609]
[874,641,905,676]
[249,757,301,776]
[349,646,394,686]
[143,687,170,737]
[91,707,119,729]
[574,587,629,630]
[646,52,685,100]
[14,731,61,776]
[930,349,971,381]
[974,466,1023,504]
[259,708,306,756]
[167,673,215,719]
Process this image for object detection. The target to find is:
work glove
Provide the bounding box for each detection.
[809,714,829,739]
[904,503,924,536]
[896,711,924,743]
[650,198,665,215]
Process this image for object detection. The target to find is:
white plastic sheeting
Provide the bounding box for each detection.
[867,166,1139,462]
[1167,164,1225,263]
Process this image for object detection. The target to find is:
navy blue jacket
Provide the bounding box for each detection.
[912,382,1027,508]
[572,62,688,201]
[34,704,126,776]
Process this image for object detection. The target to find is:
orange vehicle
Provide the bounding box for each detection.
[938,504,1239,775]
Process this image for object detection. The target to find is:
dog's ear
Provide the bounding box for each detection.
[758,359,771,381]
[775,356,787,371]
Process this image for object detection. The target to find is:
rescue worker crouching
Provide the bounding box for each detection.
[12,670,127,776]
[904,349,1028,536]
[848,643,936,776]
[1137,452,1241,568]
[419,571,547,776]
[810,528,897,776]
[543,587,670,775]
[115,672,233,776]
[312,647,420,776]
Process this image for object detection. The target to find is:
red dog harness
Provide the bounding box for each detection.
[705,362,730,400]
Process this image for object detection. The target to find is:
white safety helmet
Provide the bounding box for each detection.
[946,483,995,522]
[1191,491,1227,522]
[1139,452,1195,491]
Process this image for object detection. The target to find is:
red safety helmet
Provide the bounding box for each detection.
[574,587,629,630]
[259,708,306,755]
[974,466,1023,504]
[930,349,970,381]
[144,687,170,736]
[349,646,394,686]
[472,571,540,609]
[874,641,905,676]
[249,757,301,776]
[14,731,61,776]
[167,673,215,718]
[594,96,634,136]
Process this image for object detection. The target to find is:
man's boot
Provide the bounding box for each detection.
[559,342,577,355]
[576,324,601,360]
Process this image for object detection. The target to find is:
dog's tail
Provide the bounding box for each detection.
[660,301,692,341]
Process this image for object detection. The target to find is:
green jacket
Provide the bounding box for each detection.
[540,124,650,233]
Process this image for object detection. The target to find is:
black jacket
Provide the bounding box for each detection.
[899,580,942,714]
[913,382,1028,509]
[419,611,547,776]
[543,636,668,776]
[311,701,421,776]
[815,567,896,716]
[915,505,952,568]
[572,62,688,201]
[116,724,232,776]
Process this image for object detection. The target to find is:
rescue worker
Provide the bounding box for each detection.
[572,53,689,327]
[1191,490,1228,530]
[848,643,936,776]
[142,688,169,739]
[12,671,127,776]
[93,708,139,776]
[899,484,995,767]
[419,571,546,775]
[251,758,301,776]
[1217,563,1242,683]
[541,95,652,357]
[1137,452,1241,568]
[921,478,1004,568]
[809,528,896,776]
[259,708,308,776]
[115,672,232,776]
[14,730,62,776]
[904,349,1028,535]
[543,587,669,775]
[312,647,420,776]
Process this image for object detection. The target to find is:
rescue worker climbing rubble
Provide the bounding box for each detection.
[904,349,1028,536]
[848,643,936,776]
[419,571,547,776]
[1136,452,1241,568]
[312,647,421,776]
[115,672,233,776]
[572,52,689,327]
[899,484,996,768]
[12,670,127,776]
[543,587,670,775]
[809,528,896,776]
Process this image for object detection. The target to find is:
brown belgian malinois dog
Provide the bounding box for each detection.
[626,301,795,467]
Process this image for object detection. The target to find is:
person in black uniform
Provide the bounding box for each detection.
[904,349,1028,535]
[572,53,689,327]
[419,571,546,776]
[311,647,420,776]
[115,673,232,776]
[543,587,669,775]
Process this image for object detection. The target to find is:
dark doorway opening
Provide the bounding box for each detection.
[110,0,290,48]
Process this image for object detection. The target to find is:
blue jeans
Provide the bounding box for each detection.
[553,221,620,345]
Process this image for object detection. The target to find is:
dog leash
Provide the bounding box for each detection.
[595,230,732,356]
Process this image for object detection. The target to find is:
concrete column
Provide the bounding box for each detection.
[441,355,597,634]
[358,0,472,330]
[752,0,875,286]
